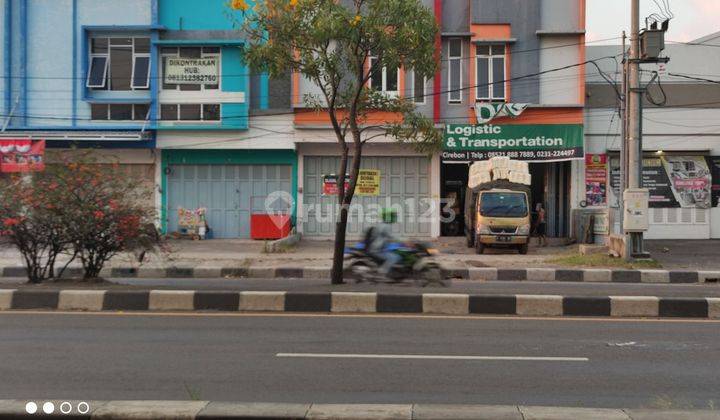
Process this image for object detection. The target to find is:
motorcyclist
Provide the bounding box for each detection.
[366,208,403,275]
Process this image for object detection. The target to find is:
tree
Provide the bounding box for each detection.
[235,0,441,284]
[0,151,161,283]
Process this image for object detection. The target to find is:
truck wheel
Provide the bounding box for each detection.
[518,243,529,255]
[475,239,485,254]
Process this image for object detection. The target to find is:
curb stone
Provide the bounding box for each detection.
[0,401,717,419]
[0,288,716,319]
[0,265,716,283]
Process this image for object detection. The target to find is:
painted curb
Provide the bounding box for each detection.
[1,289,715,319]
[0,401,717,419]
[0,266,715,283]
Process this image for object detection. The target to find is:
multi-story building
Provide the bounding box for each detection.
[0,0,157,199]
[294,0,587,239]
[583,31,720,240]
[154,0,296,239]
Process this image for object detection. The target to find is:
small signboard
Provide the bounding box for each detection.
[164,57,219,85]
[0,139,45,173]
[355,169,380,196]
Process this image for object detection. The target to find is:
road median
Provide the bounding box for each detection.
[1,288,718,319]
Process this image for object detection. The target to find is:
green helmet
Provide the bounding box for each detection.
[381,208,398,223]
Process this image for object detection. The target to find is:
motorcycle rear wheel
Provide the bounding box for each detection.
[415,266,446,287]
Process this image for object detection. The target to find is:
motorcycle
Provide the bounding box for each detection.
[343,241,447,287]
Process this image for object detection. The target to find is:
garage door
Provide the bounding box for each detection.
[303,156,431,237]
[167,164,292,238]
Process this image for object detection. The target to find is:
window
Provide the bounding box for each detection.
[161,103,220,122]
[411,70,426,104]
[476,44,506,101]
[368,55,399,95]
[87,36,150,91]
[448,39,462,103]
[161,47,220,91]
[90,103,149,121]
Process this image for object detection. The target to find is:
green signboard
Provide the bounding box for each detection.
[442,124,584,162]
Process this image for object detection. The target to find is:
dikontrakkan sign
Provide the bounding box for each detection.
[164,57,219,85]
[442,124,584,162]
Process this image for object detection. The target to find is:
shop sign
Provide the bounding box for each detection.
[707,156,720,208]
[442,124,584,162]
[584,154,607,206]
[0,139,45,173]
[610,156,712,208]
[164,57,219,85]
[355,169,380,196]
[474,103,528,124]
[322,170,381,196]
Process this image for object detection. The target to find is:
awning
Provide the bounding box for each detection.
[0,131,151,142]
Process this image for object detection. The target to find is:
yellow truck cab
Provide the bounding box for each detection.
[464,181,531,254]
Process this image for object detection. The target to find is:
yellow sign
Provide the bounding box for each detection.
[355,169,380,196]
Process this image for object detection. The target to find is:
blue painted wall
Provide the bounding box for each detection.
[0,0,155,133]
[157,0,250,130]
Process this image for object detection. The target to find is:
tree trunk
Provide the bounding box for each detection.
[330,204,349,284]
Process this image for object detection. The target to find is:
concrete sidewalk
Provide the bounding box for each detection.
[1,400,718,419]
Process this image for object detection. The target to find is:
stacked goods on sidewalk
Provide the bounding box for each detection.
[465,157,533,255]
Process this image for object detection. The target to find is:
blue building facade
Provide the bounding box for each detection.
[0,0,297,239]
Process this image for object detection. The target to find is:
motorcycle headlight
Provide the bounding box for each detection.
[518,224,530,235]
[477,224,491,235]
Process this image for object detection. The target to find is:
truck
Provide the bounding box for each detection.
[463,159,532,255]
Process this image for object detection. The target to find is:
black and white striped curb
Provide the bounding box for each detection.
[1,289,718,318]
[2,266,720,283]
[2,400,719,419]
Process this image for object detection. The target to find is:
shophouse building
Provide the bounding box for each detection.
[583,32,720,240]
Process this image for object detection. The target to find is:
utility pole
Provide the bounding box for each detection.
[625,0,647,259]
[618,31,627,237]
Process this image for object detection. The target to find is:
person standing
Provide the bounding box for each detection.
[535,203,547,247]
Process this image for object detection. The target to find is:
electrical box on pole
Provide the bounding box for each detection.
[640,29,665,60]
[623,188,649,232]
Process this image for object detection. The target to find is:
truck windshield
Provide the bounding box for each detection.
[479,192,528,217]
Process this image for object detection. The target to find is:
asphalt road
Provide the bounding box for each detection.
[3,277,720,297]
[0,312,718,409]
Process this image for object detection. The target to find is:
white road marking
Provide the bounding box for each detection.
[276,353,589,362]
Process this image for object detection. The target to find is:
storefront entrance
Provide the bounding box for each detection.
[440,160,571,238]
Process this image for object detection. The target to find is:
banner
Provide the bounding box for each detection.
[443,124,584,162]
[322,170,381,196]
[355,169,380,196]
[0,139,45,173]
[585,154,607,206]
[610,155,712,208]
[164,57,219,85]
[707,157,720,208]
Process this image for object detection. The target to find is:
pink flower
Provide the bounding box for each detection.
[94,210,105,219]
[2,218,20,227]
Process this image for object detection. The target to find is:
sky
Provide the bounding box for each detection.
[587,0,720,45]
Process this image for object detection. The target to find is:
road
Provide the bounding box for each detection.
[0,311,718,409]
[2,277,720,297]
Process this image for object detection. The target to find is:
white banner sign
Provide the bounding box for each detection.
[164,57,219,85]
[474,102,529,124]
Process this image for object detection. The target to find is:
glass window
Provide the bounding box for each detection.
[109,104,133,120]
[179,47,202,58]
[86,56,108,88]
[412,70,425,104]
[134,37,150,54]
[180,104,201,120]
[479,192,528,217]
[132,56,150,89]
[89,36,151,91]
[90,104,108,120]
[161,104,178,121]
[203,104,221,121]
[133,104,149,121]
[368,55,398,95]
[448,39,462,103]
[476,44,506,101]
